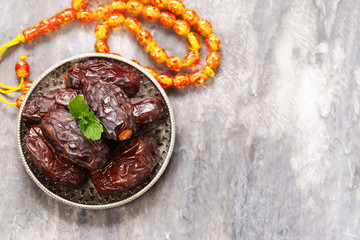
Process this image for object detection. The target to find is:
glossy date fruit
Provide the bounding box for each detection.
[130,96,167,136]
[90,137,158,195]
[22,88,80,126]
[65,59,140,97]
[41,109,110,170]
[83,79,136,141]
[24,125,88,188]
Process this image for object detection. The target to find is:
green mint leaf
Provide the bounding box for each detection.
[68,95,103,141]
[79,114,104,141]
[68,95,89,119]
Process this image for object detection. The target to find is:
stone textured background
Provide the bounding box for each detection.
[1,0,360,239]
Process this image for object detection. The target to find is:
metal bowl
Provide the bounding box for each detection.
[16,53,175,210]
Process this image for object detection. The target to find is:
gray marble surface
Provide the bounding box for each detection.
[0,0,359,239]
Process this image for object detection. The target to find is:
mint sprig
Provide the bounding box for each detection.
[68,95,103,140]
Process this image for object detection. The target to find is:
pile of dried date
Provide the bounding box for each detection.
[22,59,166,196]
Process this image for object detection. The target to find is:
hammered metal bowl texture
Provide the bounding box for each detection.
[16,53,175,210]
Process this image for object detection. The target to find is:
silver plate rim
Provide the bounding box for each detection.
[16,53,175,210]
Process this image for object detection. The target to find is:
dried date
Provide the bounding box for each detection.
[90,137,158,195]
[65,59,140,97]
[83,79,135,141]
[131,96,167,136]
[41,109,110,170]
[24,125,88,188]
[22,88,80,126]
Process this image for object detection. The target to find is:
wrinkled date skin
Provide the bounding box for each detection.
[24,125,88,188]
[41,109,110,170]
[131,97,167,136]
[90,137,158,195]
[83,79,135,141]
[65,59,140,97]
[22,88,80,126]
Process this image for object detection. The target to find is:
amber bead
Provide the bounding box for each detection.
[150,46,167,63]
[190,69,207,85]
[15,57,30,78]
[159,11,176,27]
[110,0,126,13]
[16,95,25,109]
[130,59,141,65]
[197,19,213,36]
[140,0,150,3]
[205,34,221,51]
[126,0,144,15]
[143,66,158,79]
[203,65,215,77]
[168,0,185,15]
[185,32,201,51]
[206,51,221,69]
[76,9,94,23]
[166,56,182,71]
[183,50,200,68]
[72,0,87,11]
[23,27,39,42]
[156,72,173,88]
[173,20,190,36]
[21,81,33,94]
[49,16,61,29]
[107,13,124,28]
[136,29,153,46]
[55,8,76,26]
[142,5,161,20]
[94,5,111,21]
[34,19,52,35]
[124,17,141,33]
[95,39,110,53]
[151,0,169,8]
[145,40,157,52]
[173,73,189,88]
[182,9,199,26]
[95,22,110,40]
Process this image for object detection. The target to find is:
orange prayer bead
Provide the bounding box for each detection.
[173,73,189,88]
[197,19,213,36]
[16,95,25,109]
[206,51,221,69]
[136,29,153,46]
[173,20,190,36]
[106,13,124,28]
[142,5,161,20]
[159,11,176,27]
[95,39,110,53]
[94,5,111,21]
[143,66,158,78]
[95,22,110,40]
[126,0,144,15]
[151,0,169,8]
[49,16,61,29]
[23,27,39,42]
[166,56,182,71]
[15,56,30,78]
[76,9,94,23]
[72,0,87,11]
[185,32,201,51]
[205,34,221,51]
[140,0,151,3]
[190,69,207,85]
[182,50,200,68]
[150,46,167,63]
[182,9,199,26]
[34,19,52,35]
[21,81,33,94]
[145,40,157,52]
[110,0,126,13]
[124,17,141,33]
[130,59,141,65]
[55,8,76,26]
[156,72,173,88]
[167,0,185,15]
